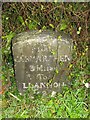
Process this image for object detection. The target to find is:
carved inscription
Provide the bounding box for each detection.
[22,82,66,89]
[12,30,72,94]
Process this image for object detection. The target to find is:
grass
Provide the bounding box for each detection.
[1,86,89,118]
[1,54,90,118]
[1,2,90,119]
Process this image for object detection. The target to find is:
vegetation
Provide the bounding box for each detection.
[1,2,90,119]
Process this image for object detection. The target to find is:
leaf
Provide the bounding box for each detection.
[49,24,54,28]
[77,31,80,35]
[69,64,73,68]
[0,81,11,94]
[28,21,37,30]
[47,110,52,117]
[2,32,15,48]
[48,100,53,107]
[51,50,56,55]
[42,26,46,30]
[41,5,44,10]
[58,35,62,41]
[18,16,25,26]
[60,20,67,31]
[77,27,82,34]
[60,23,67,31]
[55,69,59,74]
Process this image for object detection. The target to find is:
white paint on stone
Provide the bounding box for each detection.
[12,30,73,94]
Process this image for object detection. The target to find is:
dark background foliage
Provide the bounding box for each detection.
[1,2,90,118]
[2,2,90,58]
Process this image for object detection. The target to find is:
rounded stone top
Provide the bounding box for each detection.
[12,30,73,45]
[12,30,73,94]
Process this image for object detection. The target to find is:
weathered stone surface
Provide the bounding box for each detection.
[12,30,73,95]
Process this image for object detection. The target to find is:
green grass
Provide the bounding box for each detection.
[1,86,89,118]
[1,2,90,119]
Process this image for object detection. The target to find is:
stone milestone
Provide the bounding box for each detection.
[12,30,73,95]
